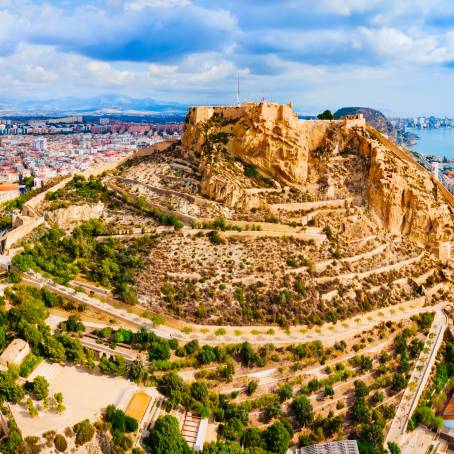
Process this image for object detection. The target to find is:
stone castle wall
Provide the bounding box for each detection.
[186,102,299,128]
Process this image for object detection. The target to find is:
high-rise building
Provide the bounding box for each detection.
[32,138,47,151]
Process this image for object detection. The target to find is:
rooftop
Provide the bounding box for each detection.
[0,339,30,367]
[443,394,454,420]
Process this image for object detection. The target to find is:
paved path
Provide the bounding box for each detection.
[23,271,445,347]
[385,309,448,447]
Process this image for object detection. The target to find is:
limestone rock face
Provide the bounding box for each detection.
[198,155,264,210]
[46,202,105,229]
[182,102,331,188]
[366,142,454,245]
[181,102,454,246]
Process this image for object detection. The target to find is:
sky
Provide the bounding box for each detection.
[2,0,454,116]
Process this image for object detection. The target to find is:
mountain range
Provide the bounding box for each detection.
[0,94,188,116]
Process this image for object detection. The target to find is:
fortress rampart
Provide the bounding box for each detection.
[185,102,365,130]
[185,102,300,129]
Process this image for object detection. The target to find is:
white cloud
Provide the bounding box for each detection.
[124,0,190,11]
[317,0,383,15]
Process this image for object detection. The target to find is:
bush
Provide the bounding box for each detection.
[246,380,259,396]
[244,165,259,178]
[54,434,68,452]
[73,419,95,446]
[19,353,42,378]
[208,230,225,245]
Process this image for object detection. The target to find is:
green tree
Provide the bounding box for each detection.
[317,110,334,120]
[264,422,290,454]
[278,383,293,402]
[242,428,266,450]
[391,373,408,393]
[201,441,243,454]
[42,336,66,363]
[292,395,314,427]
[18,320,43,348]
[149,342,171,361]
[351,397,371,424]
[144,415,191,454]
[387,441,401,454]
[31,375,49,400]
[240,342,257,367]
[27,397,39,417]
[198,345,217,364]
[184,339,200,355]
[191,381,209,402]
[359,423,384,448]
[354,380,369,398]
[0,367,25,403]
[324,385,334,397]
[128,360,147,382]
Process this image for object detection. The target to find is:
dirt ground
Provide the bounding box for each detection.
[11,361,152,437]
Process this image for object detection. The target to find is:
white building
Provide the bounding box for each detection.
[0,339,30,369]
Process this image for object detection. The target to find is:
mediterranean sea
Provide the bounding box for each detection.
[407,127,454,159]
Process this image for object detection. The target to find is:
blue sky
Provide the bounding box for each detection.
[2,0,454,115]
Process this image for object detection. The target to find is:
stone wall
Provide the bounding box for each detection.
[133,139,177,158]
[185,102,299,130]
[1,216,45,253]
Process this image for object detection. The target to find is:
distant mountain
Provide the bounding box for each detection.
[334,107,397,141]
[0,94,188,117]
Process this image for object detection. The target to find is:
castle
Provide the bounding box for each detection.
[185,102,366,129]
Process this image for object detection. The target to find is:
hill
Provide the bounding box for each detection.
[26,101,453,327]
[334,106,397,141]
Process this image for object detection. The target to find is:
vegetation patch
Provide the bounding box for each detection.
[12,219,156,303]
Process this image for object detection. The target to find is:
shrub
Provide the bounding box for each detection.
[54,434,68,452]
[208,230,225,245]
[73,419,95,446]
[246,380,259,396]
[19,353,43,378]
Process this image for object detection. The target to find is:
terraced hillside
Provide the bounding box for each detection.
[19,102,454,329]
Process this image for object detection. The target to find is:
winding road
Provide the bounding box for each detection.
[22,270,446,348]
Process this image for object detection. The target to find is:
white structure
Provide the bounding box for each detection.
[0,184,20,202]
[0,339,30,368]
[32,138,47,152]
[297,440,359,454]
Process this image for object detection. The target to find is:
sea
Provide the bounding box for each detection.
[407,127,454,159]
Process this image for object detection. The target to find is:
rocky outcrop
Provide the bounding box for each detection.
[46,202,105,229]
[366,140,454,246]
[181,102,454,246]
[182,102,331,188]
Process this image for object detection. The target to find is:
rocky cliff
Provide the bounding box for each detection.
[45,202,105,229]
[180,102,454,247]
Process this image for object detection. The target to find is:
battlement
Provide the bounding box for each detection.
[186,102,299,128]
[342,114,366,128]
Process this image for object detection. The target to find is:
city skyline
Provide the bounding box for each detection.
[3,1,454,116]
